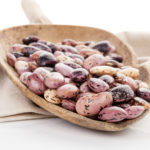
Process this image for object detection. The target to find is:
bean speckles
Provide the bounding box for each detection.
[136,88,150,102]
[88,78,109,93]
[27,73,46,95]
[83,54,106,70]
[44,72,65,89]
[111,85,134,102]
[71,68,89,82]
[61,99,76,111]
[7,36,150,123]
[125,106,145,119]
[98,106,128,122]
[76,92,113,116]
[57,84,79,99]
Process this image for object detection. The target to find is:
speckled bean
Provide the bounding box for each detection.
[27,73,46,95]
[44,72,65,89]
[125,106,145,119]
[15,60,30,75]
[55,63,74,77]
[88,78,109,93]
[61,99,76,111]
[98,106,128,122]
[83,54,106,70]
[76,92,113,116]
[56,84,79,99]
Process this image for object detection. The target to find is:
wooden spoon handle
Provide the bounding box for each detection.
[21,0,52,24]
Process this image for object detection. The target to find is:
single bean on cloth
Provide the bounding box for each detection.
[6,35,150,123]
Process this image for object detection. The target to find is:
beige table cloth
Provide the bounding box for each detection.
[0,31,150,122]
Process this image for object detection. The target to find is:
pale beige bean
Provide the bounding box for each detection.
[44,89,61,104]
[90,66,119,76]
[118,67,139,79]
[56,55,74,63]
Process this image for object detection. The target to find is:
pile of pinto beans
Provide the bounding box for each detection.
[7,35,150,123]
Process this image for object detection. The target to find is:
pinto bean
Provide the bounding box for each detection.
[136,88,150,102]
[44,72,65,89]
[34,67,50,80]
[88,78,109,93]
[20,72,32,85]
[55,63,74,77]
[6,53,16,67]
[111,85,134,102]
[56,84,79,99]
[98,106,128,122]
[61,39,77,47]
[27,73,46,95]
[80,81,90,93]
[76,92,113,116]
[30,42,52,53]
[15,60,30,75]
[70,68,89,82]
[22,35,39,45]
[83,54,106,70]
[61,99,76,111]
[44,89,61,104]
[125,106,145,119]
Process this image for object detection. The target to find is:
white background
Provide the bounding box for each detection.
[0,0,150,150]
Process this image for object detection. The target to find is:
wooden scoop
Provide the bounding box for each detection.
[0,0,149,131]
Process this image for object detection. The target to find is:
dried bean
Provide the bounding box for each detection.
[61,99,76,111]
[44,72,65,89]
[56,84,79,99]
[98,106,128,122]
[88,78,109,93]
